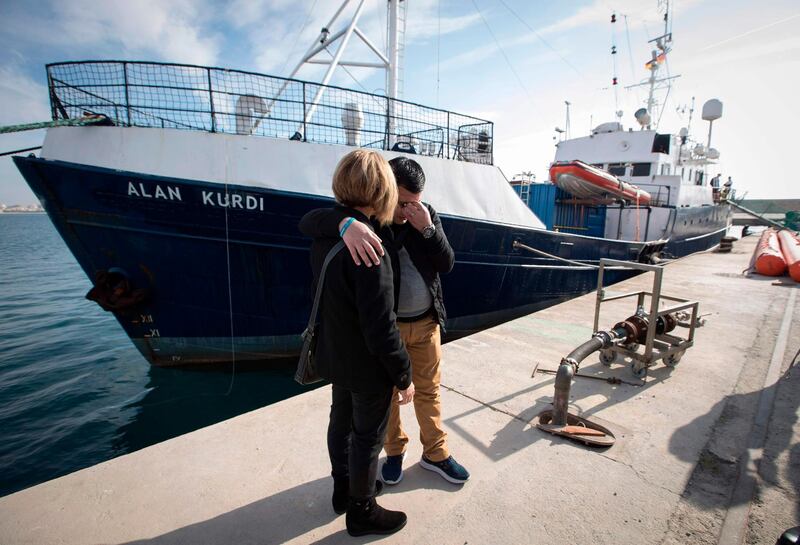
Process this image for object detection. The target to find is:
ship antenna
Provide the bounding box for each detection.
[611,12,619,119]
[646,1,670,119]
[624,0,680,129]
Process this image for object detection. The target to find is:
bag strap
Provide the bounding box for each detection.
[306,240,346,333]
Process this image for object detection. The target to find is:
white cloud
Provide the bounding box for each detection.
[680,36,800,71]
[0,67,48,205]
[4,0,221,66]
[538,0,704,37]
[406,9,481,41]
[0,66,50,125]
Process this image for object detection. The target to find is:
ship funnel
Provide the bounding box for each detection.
[634,108,651,128]
[341,103,364,146]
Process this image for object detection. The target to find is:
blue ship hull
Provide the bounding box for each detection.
[14,156,727,366]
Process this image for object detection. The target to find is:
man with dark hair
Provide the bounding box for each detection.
[299,155,470,488]
[710,173,721,203]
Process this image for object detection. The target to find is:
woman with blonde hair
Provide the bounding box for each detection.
[304,149,414,537]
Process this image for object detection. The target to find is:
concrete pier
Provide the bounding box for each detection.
[1,235,798,544]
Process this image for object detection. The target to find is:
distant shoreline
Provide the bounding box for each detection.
[0,211,46,215]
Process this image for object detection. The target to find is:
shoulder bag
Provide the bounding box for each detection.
[294,241,345,385]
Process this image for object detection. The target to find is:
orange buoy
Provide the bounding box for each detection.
[753,229,787,276]
[777,230,800,281]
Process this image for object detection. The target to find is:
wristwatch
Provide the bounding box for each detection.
[422,224,436,239]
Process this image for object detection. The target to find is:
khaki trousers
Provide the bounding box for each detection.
[384,316,449,462]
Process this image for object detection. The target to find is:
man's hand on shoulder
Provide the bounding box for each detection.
[339,217,384,267]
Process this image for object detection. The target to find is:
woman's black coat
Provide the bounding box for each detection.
[307,209,412,393]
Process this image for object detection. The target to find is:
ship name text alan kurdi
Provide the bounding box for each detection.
[127,181,266,211]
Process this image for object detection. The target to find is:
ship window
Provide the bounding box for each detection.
[660,164,671,175]
[607,163,626,176]
[652,133,670,154]
[695,171,704,185]
[632,163,651,177]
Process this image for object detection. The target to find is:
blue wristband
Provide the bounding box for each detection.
[339,217,356,238]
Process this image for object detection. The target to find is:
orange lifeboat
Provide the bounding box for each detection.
[752,229,787,276]
[777,230,800,281]
[549,160,651,205]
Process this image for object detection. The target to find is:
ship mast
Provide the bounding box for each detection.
[625,1,680,129]
[270,0,405,140]
[386,0,406,145]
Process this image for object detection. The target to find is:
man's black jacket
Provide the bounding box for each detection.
[307,208,411,392]
[299,203,454,332]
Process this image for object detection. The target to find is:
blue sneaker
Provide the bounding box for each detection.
[381,454,404,484]
[420,455,470,484]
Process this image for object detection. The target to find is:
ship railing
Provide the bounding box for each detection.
[632,182,672,207]
[45,61,494,165]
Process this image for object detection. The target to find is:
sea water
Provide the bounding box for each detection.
[0,214,311,497]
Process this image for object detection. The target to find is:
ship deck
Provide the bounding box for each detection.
[1,235,798,544]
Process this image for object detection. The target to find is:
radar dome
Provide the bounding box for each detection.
[702,99,723,121]
[634,108,651,127]
[694,143,706,156]
[592,122,623,134]
[707,148,720,160]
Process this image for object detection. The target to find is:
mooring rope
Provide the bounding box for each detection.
[0,115,108,135]
[0,146,42,157]
[513,241,599,269]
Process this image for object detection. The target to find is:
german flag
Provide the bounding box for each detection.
[645,52,666,70]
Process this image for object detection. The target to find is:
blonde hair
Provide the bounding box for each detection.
[332,150,397,225]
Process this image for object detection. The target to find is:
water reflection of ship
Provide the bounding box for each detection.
[111,359,315,453]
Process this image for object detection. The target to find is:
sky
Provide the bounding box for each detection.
[0,0,798,205]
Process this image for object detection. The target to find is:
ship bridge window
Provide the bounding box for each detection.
[652,133,670,154]
[607,163,626,176]
[632,163,651,177]
[695,171,704,185]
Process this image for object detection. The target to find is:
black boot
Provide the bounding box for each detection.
[332,479,383,515]
[332,477,349,515]
[345,497,407,536]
